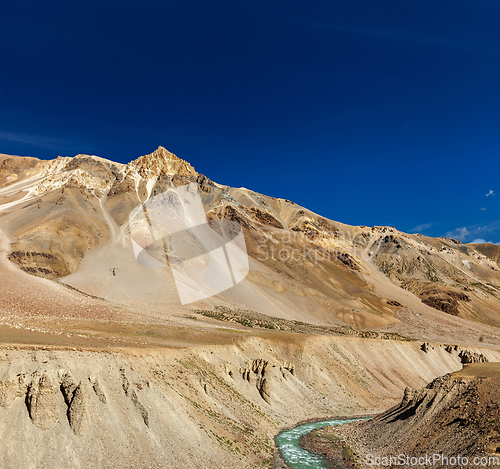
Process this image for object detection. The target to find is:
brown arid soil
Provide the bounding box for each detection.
[4,338,499,469]
[1,149,500,468]
[317,362,500,469]
[299,428,359,469]
[1,148,500,338]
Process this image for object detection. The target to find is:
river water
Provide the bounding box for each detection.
[275,418,365,469]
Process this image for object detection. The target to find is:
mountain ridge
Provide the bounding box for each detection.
[0,148,500,348]
[1,148,500,469]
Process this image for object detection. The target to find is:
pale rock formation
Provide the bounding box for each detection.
[26,373,59,430]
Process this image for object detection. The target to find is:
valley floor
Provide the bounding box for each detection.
[1,333,500,469]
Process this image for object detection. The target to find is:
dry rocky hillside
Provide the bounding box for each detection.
[1,147,499,341]
[0,148,500,468]
[321,362,500,468]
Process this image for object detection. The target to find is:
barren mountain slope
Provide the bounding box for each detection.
[470,242,500,266]
[326,362,500,467]
[0,148,500,343]
[1,148,500,469]
[1,339,499,469]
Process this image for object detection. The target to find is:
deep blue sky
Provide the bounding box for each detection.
[1,1,499,243]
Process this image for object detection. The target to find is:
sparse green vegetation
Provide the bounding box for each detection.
[194,305,413,342]
[56,281,106,301]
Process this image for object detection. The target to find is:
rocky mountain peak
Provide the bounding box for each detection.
[125,146,197,178]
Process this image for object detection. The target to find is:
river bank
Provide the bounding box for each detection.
[299,428,358,469]
[274,417,371,469]
[297,420,371,469]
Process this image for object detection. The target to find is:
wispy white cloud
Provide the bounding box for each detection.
[481,207,487,211]
[446,220,500,244]
[410,222,433,233]
[472,238,487,244]
[486,189,495,197]
[0,130,66,150]
[446,227,470,242]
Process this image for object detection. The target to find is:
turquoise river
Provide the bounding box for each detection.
[275,418,367,469]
